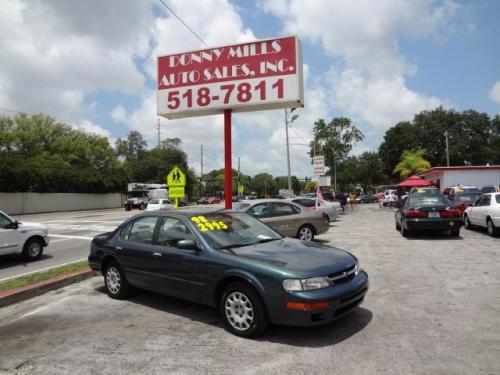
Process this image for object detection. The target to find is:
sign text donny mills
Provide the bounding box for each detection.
[157,36,303,119]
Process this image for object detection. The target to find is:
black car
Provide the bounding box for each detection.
[395,194,462,237]
[88,209,368,338]
[355,194,378,204]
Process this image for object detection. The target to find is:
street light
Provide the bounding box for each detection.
[285,108,299,196]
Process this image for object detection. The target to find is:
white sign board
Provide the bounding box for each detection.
[313,155,325,167]
[313,176,331,187]
[157,36,304,119]
[314,166,326,176]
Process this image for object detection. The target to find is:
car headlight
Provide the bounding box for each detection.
[283,277,331,292]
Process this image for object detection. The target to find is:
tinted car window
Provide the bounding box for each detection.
[162,199,173,204]
[408,195,451,208]
[483,195,491,206]
[247,203,270,218]
[149,199,160,204]
[158,217,193,247]
[0,213,12,229]
[455,193,480,203]
[270,203,299,216]
[234,202,251,211]
[128,216,158,244]
[119,220,134,240]
[292,199,315,207]
[496,194,500,204]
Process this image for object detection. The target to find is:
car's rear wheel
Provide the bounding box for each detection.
[104,261,131,299]
[395,220,401,230]
[220,282,268,338]
[450,228,460,237]
[297,225,315,241]
[487,218,498,236]
[22,238,44,261]
[401,225,410,237]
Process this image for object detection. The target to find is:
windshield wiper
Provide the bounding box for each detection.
[256,238,280,244]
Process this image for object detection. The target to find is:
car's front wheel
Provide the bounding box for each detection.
[297,225,315,241]
[220,282,269,338]
[22,238,44,261]
[104,261,131,299]
[450,228,460,237]
[463,214,472,229]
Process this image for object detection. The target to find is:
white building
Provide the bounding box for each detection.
[419,166,500,190]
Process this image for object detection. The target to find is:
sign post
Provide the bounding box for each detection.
[166,166,186,208]
[157,36,304,209]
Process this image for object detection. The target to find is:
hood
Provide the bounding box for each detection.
[220,237,356,277]
[18,221,47,231]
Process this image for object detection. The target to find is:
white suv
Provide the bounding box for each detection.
[0,211,49,261]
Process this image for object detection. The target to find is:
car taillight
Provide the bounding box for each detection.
[440,208,462,217]
[458,203,467,212]
[405,209,427,218]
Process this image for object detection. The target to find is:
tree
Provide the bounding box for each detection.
[274,176,301,195]
[249,173,277,197]
[115,130,147,162]
[308,117,364,183]
[393,150,431,179]
[378,121,416,177]
[0,114,127,193]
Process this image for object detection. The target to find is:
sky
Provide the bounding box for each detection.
[0,0,498,179]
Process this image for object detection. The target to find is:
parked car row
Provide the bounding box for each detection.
[463,193,500,236]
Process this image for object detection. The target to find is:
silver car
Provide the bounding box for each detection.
[291,197,340,222]
[234,199,330,241]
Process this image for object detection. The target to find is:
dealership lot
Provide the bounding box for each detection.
[1,205,499,374]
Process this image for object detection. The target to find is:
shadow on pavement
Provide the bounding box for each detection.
[95,286,372,348]
[0,254,54,270]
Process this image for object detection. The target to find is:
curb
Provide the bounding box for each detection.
[0,267,98,308]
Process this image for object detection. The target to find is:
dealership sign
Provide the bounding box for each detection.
[313,155,325,176]
[157,36,304,119]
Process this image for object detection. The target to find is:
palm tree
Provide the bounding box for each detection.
[393,150,431,179]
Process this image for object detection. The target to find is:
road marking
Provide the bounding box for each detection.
[0,258,88,283]
[48,238,71,243]
[49,234,94,240]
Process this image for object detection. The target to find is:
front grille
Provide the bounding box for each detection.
[327,265,356,284]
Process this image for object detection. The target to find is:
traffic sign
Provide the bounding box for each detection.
[238,185,244,194]
[168,186,185,199]
[167,166,186,187]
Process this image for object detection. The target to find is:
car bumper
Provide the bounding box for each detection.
[270,271,369,327]
[404,217,462,231]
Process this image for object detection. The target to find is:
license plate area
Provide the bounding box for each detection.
[428,212,439,218]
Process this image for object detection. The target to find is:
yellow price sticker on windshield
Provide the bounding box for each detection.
[191,216,228,231]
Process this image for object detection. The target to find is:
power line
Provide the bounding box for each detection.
[158,0,208,47]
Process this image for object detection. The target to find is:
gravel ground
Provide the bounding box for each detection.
[0,204,499,375]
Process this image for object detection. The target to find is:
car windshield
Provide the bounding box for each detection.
[455,193,480,202]
[461,187,480,193]
[408,195,452,208]
[189,212,282,250]
[149,199,160,204]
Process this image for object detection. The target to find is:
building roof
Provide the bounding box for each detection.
[420,165,500,176]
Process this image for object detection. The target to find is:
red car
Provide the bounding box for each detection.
[453,192,481,213]
[207,197,222,204]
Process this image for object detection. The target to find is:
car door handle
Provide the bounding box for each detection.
[115,246,122,250]
[153,252,162,257]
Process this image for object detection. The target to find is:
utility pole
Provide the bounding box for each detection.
[200,144,204,197]
[237,157,241,197]
[445,130,450,167]
[157,118,161,147]
[285,109,292,194]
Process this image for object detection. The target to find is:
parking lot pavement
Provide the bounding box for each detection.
[0,209,135,281]
[1,205,499,374]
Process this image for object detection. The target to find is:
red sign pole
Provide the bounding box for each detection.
[224,109,232,209]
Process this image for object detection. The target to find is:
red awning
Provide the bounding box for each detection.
[397,175,432,187]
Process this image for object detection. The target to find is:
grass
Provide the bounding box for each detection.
[0,260,90,293]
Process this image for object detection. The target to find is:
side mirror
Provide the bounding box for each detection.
[10,220,19,230]
[176,239,199,251]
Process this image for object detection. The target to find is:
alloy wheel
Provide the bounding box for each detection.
[28,242,41,257]
[299,227,313,241]
[487,220,494,235]
[224,291,254,331]
[106,266,121,295]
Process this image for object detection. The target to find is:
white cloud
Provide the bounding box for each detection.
[262,0,455,144]
[489,81,500,104]
[71,120,111,138]
[111,105,127,123]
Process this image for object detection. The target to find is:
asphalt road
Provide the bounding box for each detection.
[0,204,499,374]
[0,208,136,281]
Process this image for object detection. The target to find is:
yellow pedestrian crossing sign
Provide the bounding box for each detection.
[167,166,186,187]
[238,185,244,194]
